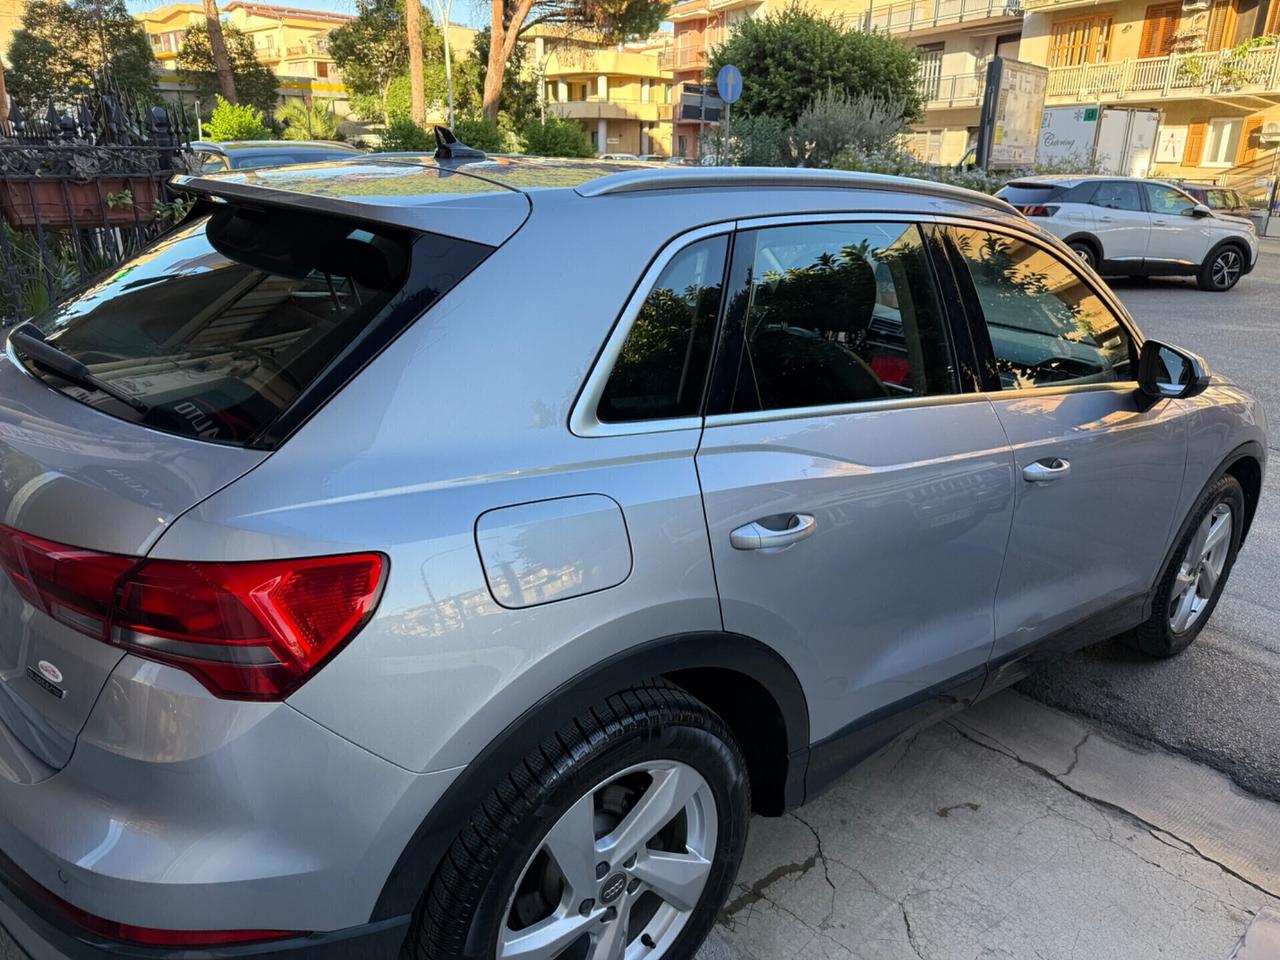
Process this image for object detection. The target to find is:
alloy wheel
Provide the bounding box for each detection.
[1211,249,1242,289]
[1071,245,1093,267]
[498,760,718,960]
[1168,502,1232,634]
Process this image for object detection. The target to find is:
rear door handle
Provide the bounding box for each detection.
[730,514,817,551]
[1097,215,1114,222]
[1022,458,1071,484]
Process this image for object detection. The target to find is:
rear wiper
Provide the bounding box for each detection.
[9,329,149,414]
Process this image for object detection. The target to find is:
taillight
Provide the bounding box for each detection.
[1021,204,1059,217]
[0,525,385,701]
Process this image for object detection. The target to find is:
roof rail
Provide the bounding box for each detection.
[574,166,1018,215]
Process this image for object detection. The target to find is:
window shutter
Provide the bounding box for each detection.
[1184,119,1208,164]
[1206,0,1238,51]
[1238,115,1264,166]
[1139,4,1180,59]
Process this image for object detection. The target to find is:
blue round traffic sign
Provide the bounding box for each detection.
[717,64,743,104]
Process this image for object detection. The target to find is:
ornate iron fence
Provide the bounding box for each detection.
[0,86,197,325]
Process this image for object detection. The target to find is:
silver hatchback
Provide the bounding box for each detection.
[0,157,1266,960]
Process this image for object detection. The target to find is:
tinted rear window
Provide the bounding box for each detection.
[18,205,491,447]
[998,183,1062,206]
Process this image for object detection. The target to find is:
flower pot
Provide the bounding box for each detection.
[1,176,163,230]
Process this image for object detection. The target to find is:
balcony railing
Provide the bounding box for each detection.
[1046,45,1280,102]
[547,97,671,122]
[869,0,1021,33]
[919,73,987,107]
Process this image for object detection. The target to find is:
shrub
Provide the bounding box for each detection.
[203,97,270,142]
[832,144,1098,195]
[793,91,909,168]
[380,118,434,152]
[453,118,505,153]
[278,100,342,141]
[521,118,594,158]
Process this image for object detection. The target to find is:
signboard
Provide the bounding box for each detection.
[679,83,722,123]
[976,57,1049,169]
[1038,106,1099,166]
[716,64,742,104]
[1155,125,1187,163]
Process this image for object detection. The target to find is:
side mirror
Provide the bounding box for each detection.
[1138,339,1211,400]
[1189,203,1213,217]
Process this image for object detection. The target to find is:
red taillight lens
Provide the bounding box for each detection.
[1021,204,1059,217]
[0,525,385,701]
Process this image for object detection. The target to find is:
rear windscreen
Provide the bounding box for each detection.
[17,205,491,447]
[997,183,1061,206]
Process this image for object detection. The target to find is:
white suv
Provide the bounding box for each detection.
[997,175,1258,292]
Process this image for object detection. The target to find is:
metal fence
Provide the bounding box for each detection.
[0,86,196,325]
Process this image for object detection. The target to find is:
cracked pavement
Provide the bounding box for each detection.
[697,692,1280,960]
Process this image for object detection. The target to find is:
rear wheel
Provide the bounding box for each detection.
[1126,475,1244,657]
[1068,240,1097,269]
[408,684,750,960]
[1197,245,1245,291]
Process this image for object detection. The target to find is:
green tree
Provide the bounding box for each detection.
[521,116,592,156]
[379,117,433,150]
[708,5,921,125]
[329,0,449,125]
[453,117,504,151]
[203,95,270,140]
[5,0,157,108]
[467,26,539,129]
[483,0,669,123]
[278,99,342,140]
[178,22,279,116]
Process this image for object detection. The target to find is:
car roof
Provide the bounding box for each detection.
[171,154,1022,246]
[191,140,360,155]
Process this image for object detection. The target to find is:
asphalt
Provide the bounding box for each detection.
[1016,239,1280,803]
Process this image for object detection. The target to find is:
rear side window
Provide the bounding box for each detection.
[998,182,1061,206]
[20,206,491,446]
[597,235,728,422]
[945,227,1134,389]
[729,221,956,413]
[1091,181,1142,211]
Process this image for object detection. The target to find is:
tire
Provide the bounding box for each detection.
[1068,240,1098,269]
[1126,475,1245,658]
[407,683,751,960]
[1197,244,1246,291]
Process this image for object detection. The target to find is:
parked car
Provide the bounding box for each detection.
[1171,181,1253,220]
[599,152,640,161]
[996,175,1258,291]
[638,154,668,162]
[0,157,1266,960]
[192,139,361,172]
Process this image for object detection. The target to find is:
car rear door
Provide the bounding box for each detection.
[937,222,1188,683]
[1088,180,1151,266]
[694,216,1016,783]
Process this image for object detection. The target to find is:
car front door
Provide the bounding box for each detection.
[1143,182,1209,267]
[695,218,1016,784]
[940,223,1188,680]
[1088,180,1150,267]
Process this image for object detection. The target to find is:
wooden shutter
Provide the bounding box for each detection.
[1206,0,1238,52]
[1238,115,1264,166]
[1184,119,1209,165]
[1138,3,1181,58]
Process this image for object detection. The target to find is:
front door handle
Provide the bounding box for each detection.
[730,514,817,551]
[1022,458,1071,484]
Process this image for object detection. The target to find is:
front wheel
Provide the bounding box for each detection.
[1126,475,1244,657]
[1197,245,1246,291]
[407,684,750,960]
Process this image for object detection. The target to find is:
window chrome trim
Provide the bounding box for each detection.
[569,221,734,438]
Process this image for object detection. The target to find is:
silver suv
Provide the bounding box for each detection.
[997,175,1259,291]
[0,156,1267,960]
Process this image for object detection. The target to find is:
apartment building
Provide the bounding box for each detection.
[1021,0,1280,180]
[882,0,1025,164]
[137,1,353,114]
[0,0,24,65]
[527,26,674,156]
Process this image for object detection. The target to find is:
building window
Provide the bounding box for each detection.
[1049,15,1113,67]
[1202,118,1243,166]
[1205,0,1238,51]
[317,61,329,78]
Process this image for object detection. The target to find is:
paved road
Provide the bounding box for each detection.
[1017,239,1280,803]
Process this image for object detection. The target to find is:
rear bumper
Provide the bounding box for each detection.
[0,853,409,960]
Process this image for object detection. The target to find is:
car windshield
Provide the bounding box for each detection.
[16,205,490,447]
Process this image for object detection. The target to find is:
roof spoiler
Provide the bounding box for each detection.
[434,125,486,161]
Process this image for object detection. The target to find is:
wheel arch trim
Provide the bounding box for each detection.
[368,631,809,922]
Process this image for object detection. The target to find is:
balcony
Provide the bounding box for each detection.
[919,73,987,108]
[547,98,671,122]
[869,0,1021,35]
[1046,45,1280,104]
[1021,0,1105,10]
